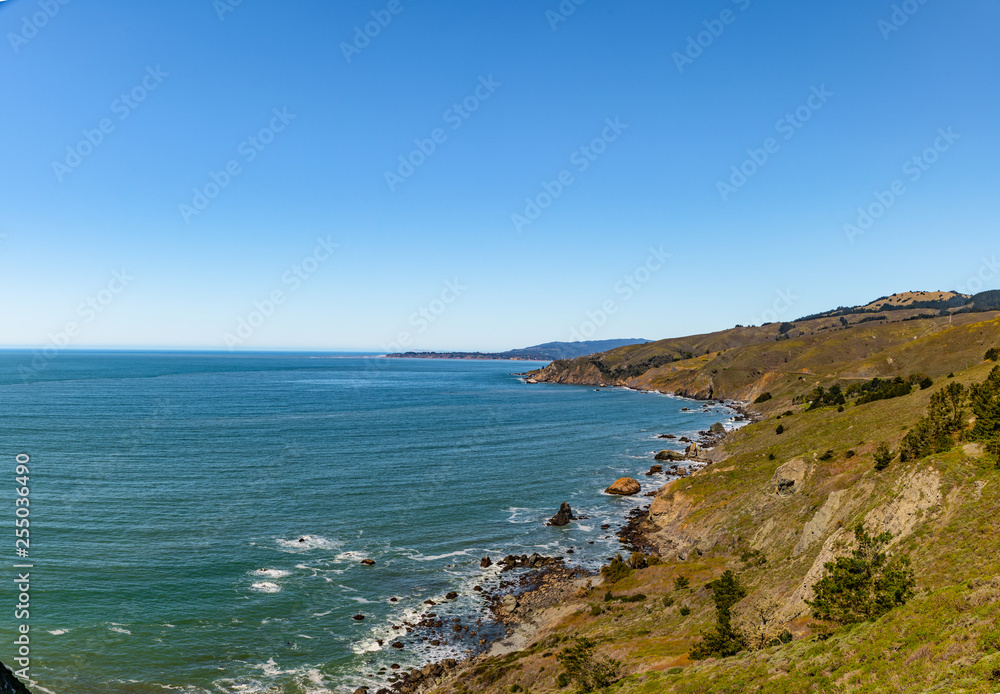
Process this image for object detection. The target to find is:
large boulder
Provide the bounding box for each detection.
[685,443,703,459]
[655,449,684,461]
[605,477,641,496]
[0,662,30,694]
[772,458,810,496]
[547,502,575,526]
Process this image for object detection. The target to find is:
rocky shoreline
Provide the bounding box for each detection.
[352,390,751,694]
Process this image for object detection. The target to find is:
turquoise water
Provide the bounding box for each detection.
[0,353,737,693]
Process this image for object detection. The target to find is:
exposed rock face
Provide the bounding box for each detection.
[685,442,703,459]
[480,556,492,568]
[360,558,376,566]
[0,663,30,694]
[547,502,575,526]
[645,464,663,476]
[655,449,684,461]
[710,422,725,434]
[605,477,641,496]
[771,458,810,496]
[794,490,847,556]
[863,467,942,540]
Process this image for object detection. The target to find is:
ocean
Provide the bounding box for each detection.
[0,352,739,693]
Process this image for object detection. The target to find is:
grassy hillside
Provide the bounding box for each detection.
[425,310,1000,694]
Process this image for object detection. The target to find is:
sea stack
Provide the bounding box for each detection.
[547,502,576,526]
[605,477,641,496]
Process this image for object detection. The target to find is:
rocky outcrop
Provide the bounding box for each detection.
[655,449,684,461]
[0,662,30,694]
[547,502,575,526]
[605,477,641,496]
[645,464,663,476]
[793,490,847,556]
[771,458,810,496]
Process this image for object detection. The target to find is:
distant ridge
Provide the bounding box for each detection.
[385,338,650,362]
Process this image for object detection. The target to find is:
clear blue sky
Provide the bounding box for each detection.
[2,0,998,351]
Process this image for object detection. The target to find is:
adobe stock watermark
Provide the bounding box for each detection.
[511,117,628,233]
[18,270,134,382]
[51,66,168,183]
[384,75,500,193]
[878,0,930,40]
[844,127,959,244]
[546,0,585,31]
[341,0,410,63]
[567,246,669,341]
[382,279,467,353]
[213,0,244,21]
[717,85,833,202]
[750,289,798,326]
[956,256,999,296]
[179,107,296,223]
[222,236,337,349]
[672,0,752,73]
[7,0,71,53]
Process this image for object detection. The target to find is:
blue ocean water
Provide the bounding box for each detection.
[0,353,737,693]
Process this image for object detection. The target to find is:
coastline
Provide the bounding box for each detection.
[359,384,753,694]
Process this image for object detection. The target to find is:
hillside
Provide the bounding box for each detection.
[420,306,1000,694]
[385,339,650,362]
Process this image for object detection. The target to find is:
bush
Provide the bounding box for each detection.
[679,606,691,616]
[845,449,856,458]
[662,595,675,607]
[589,603,603,616]
[690,570,748,659]
[556,672,570,688]
[899,382,968,461]
[920,376,934,390]
[674,576,690,590]
[754,392,773,404]
[818,450,835,461]
[850,377,913,405]
[775,424,785,435]
[601,554,631,585]
[556,638,620,693]
[806,524,915,624]
[666,666,684,675]
[986,348,999,362]
[873,443,894,471]
[767,453,775,461]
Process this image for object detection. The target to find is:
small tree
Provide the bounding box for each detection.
[873,443,894,471]
[985,348,999,362]
[556,638,620,693]
[735,589,784,650]
[807,524,915,625]
[690,570,748,659]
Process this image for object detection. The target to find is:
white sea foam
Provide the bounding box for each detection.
[109,626,132,635]
[407,550,472,561]
[250,581,282,594]
[251,568,292,579]
[277,535,342,552]
[48,629,69,635]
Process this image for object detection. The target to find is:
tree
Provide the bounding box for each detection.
[556,638,620,693]
[690,570,748,659]
[970,366,1000,458]
[899,382,968,461]
[735,589,784,650]
[985,348,999,362]
[873,443,894,471]
[806,524,915,625]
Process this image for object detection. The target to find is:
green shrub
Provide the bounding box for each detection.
[674,576,690,590]
[767,453,775,461]
[690,570,748,659]
[556,672,570,688]
[818,450,835,461]
[666,666,684,675]
[920,377,934,390]
[986,348,999,362]
[601,554,631,585]
[845,449,856,458]
[775,424,785,435]
[679,606,691,616]
[806,524,914,624]
[899,382,968,461]
[589,604,603,616]
[556,638,620,692]
[754,392,773,404]
[662,595,675,607]
[848,376,913,405]
[510,685,522,693]
[873,443,894,471]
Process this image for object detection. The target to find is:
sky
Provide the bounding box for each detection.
[1,0,998,352]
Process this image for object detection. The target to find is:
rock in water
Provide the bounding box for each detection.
[547,502,575,526]
[360,558,376,566]
[605,477,641,496]
[0,661,31,694]
[480,556,492,568]
[655,449,684,461]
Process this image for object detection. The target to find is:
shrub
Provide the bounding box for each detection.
[556,672,570,688]
[767,453,775,461]
[873,443,894,471]
[807,385,846,411]
[662,595,675,607]
[850,377,913,405]
[818,450,835,461]
[845,449,856,458]
[775,424,785,435]
[806,524,915,624]
[735,589,783,650]
[674,576,690,590]
[666,666,684,675]
[920,377,934,390]
[679,606,691,616]
[899,382,968,461]
[556,638,620,693]
[986,348,999,362]
[690,570,748,659]
[589,604,603,616]
[601,554,631,585]
[754,392,773,404]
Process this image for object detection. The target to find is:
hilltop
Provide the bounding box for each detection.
[417,293,1000,694]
